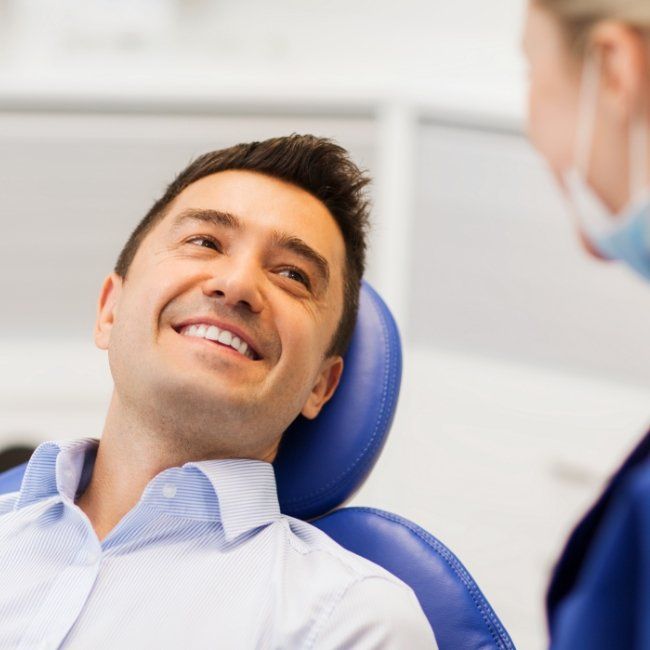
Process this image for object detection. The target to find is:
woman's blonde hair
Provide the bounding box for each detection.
[536,0,650,54]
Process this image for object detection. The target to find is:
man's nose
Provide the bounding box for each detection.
[200,257,264,314]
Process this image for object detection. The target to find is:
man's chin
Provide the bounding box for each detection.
[150,374,258,418]
[157,370,234,397]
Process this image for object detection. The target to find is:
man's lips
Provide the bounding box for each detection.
[177,331,257,361]
[172,317,262,360]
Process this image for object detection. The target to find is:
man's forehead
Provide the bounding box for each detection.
[170,170,325,218]
[163,170,345,263]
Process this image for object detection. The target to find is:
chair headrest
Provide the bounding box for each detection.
[273,282,402,520]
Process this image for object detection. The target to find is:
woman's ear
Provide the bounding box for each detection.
[94,273,123,350]
[591,21,650,121]
[301,356,344,420]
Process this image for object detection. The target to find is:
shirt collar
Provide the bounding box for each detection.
[184,458,281,542]
[15,438,281,543]
[16,437,98,509]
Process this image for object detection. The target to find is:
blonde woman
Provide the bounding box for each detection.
[523,1,650,647]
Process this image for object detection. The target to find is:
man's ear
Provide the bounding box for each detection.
[94,272,123,351]
[301,356,344,420]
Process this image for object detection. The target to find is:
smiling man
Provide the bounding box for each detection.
[0,135,436,648]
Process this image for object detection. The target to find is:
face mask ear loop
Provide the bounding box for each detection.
[574,50,603,180]
[629,95,649,205]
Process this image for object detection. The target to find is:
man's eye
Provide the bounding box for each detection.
[278,267,310,288]
[187,236,221,251]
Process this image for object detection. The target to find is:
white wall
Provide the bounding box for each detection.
[1,0,525,95]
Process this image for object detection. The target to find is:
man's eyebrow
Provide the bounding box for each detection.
[171,208,242,231]
[271,232,330,286]
[171,207,330,287]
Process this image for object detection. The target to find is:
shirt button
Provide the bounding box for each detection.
[86,551,100,565]
[162,483,177,499]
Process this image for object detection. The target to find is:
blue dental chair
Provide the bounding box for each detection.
[0,283,514,649]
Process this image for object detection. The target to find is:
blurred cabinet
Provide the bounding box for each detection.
[410,121,650,386]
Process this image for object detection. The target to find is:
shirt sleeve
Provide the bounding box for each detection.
[311,576,438,649]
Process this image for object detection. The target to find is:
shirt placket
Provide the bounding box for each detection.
[17,501,102,650]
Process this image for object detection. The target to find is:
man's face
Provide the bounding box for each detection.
[95,170,346,461]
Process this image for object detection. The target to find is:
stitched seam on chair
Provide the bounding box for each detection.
[284,291,399,508]
[359,508,513,649]
[355,507,515,650]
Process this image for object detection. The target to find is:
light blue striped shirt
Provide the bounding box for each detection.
[0,438,436,649]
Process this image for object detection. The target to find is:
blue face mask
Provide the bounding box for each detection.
[564,167,650,280]
[562,53,650,281]
[590,198,650,280]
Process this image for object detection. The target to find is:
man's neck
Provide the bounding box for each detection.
[75,400,178,542]
[75,391,277,542]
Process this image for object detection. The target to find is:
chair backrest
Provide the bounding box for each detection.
[0,282,515,649]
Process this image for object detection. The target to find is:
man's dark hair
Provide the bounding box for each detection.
[115,134,371,357]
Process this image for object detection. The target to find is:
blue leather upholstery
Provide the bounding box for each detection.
[0,282,514,649]
[0,463,25,494]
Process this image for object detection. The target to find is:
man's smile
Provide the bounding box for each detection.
[172,318,263,361]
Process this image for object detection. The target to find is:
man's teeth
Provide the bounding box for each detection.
[180,324,255,359]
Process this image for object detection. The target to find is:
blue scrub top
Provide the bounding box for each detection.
[547,429,650,649]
